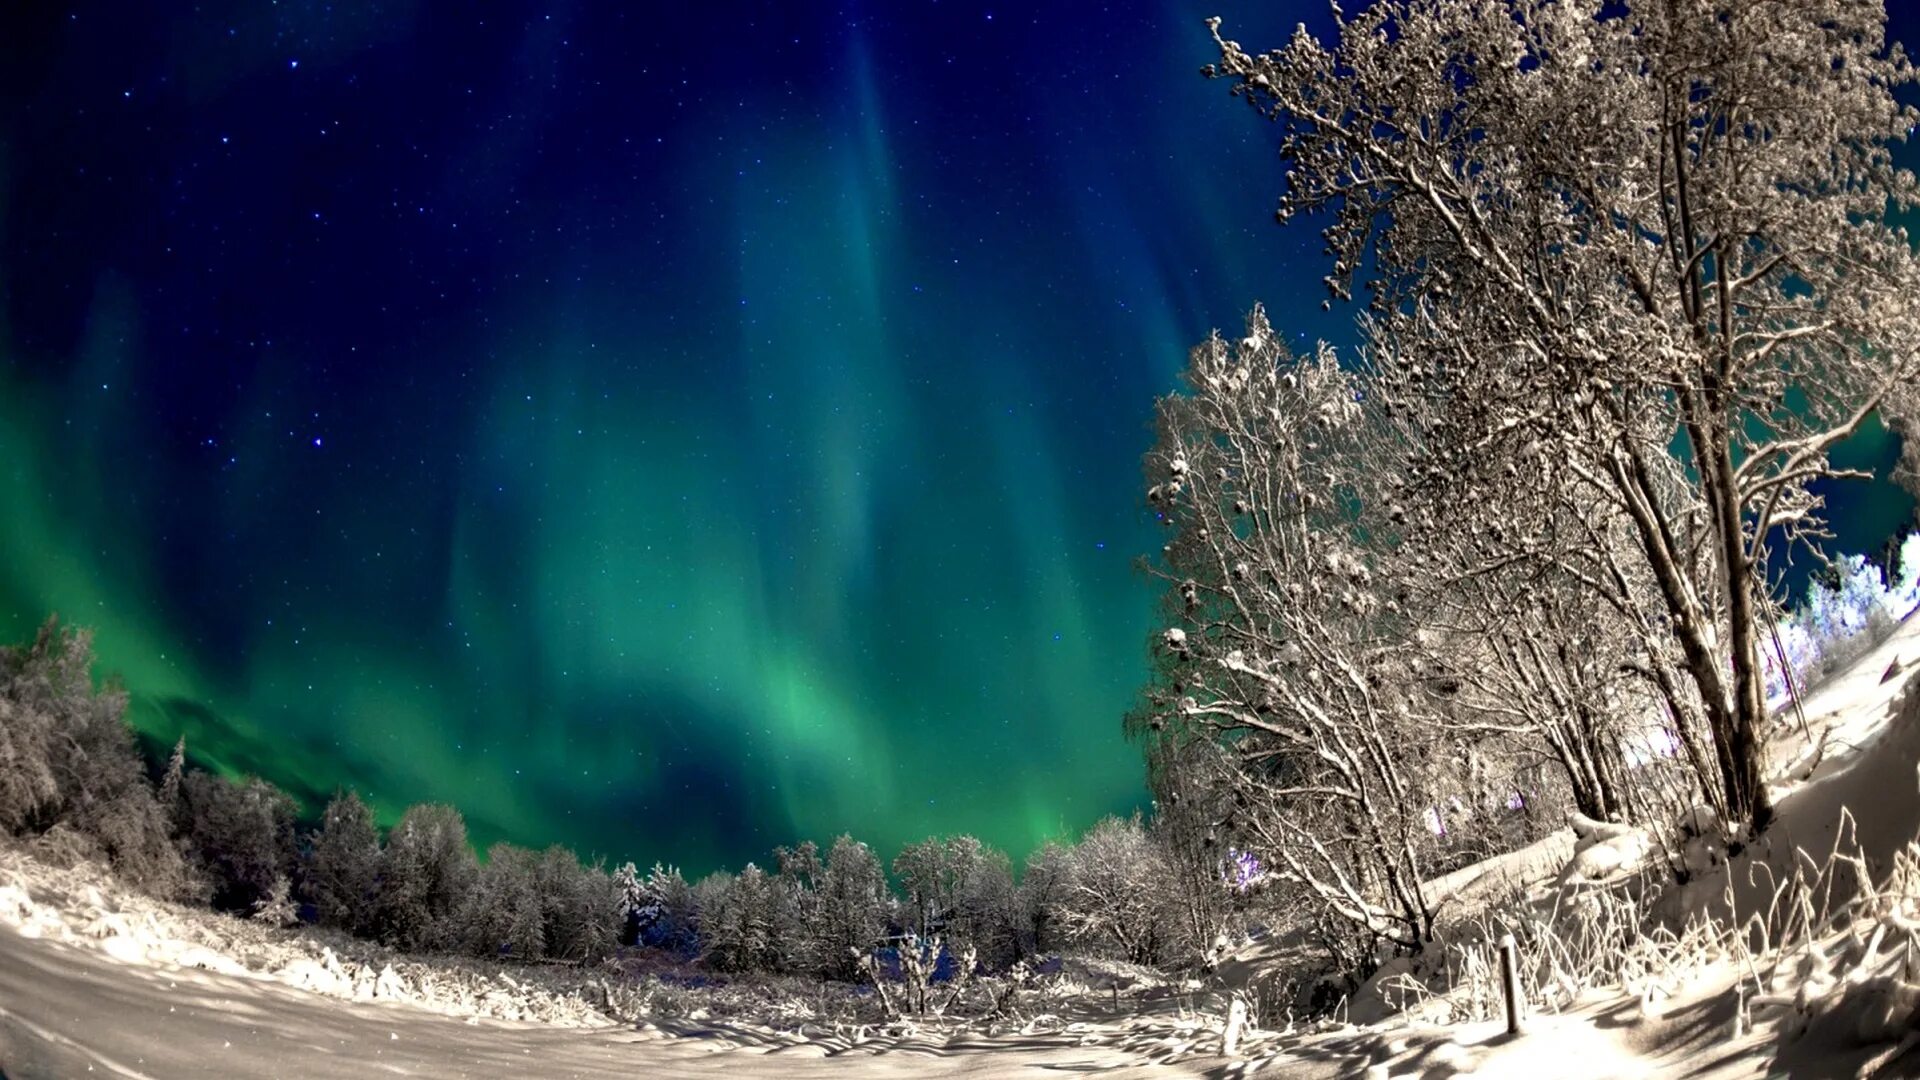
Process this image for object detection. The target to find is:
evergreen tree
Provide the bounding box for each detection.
[157,736,186,830]
[306,790,382,935]
[612,861,646,946]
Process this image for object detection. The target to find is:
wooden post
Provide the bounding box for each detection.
[1499,934,1524,1035]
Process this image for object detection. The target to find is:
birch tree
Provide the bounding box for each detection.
[1205,0,1920,834]
[1134,310,1450,949]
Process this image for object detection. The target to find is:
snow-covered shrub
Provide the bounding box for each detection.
[251,874,301,927]
[1765,540,1919,703]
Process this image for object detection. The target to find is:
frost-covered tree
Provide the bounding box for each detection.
[178,771,298,912]
[1133,315,1451,949]
[1142,740,1240,965]
[812,835,891,979]
[375,803,476,952]
[1053,814,1173,965]
[893,835,1019,967]
[306,789,382,935]
[0,619,187,897]
[1402,478,1695,830]
[157,736,186,828]
[771,839,824,971]
[634,862,699,954]
[464,842,546,959]
[696,862,789,972]
[892,837,950,939]
[1206,0,1920,834]
[1016,840,1072,956]
[536,846,619,962]
[946,838,1018,969]
[613,860,647,946]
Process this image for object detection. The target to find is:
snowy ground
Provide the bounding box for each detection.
[7,618,1920,1077]
[0,928,1255,1079]
[0,850,1259,1077]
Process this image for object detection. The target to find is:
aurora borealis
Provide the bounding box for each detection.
[1,2,1916,875]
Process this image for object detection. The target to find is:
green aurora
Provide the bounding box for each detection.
[1,2,1913,875]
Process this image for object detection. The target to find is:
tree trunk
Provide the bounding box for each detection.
[1609,438,1748,824]
[1708,436,1773,833]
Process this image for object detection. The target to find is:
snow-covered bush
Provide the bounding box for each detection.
[1764,540,1920,704]
[251,873,301,927]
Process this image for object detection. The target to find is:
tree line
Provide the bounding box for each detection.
[0,618,1236,975]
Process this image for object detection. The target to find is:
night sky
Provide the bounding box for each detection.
[1,2,1914,875]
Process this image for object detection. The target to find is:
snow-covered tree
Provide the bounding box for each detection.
[893,835,1019,968]
[464,842,547,959]
[634,862,698,954]
[535,846,619,962]
[1205,0,1920,834]
[613,860,647,946]
[771,840,824,971]
[1134,315,1450,949]
[305,789,382,935]
[892,837,950,939]
[1052,814,1173,965]
[946,837,1018,969]
[0,619,187,897]
[157,736,186,829]
[179,771,298,912]
[812,834,891,979]
[375,803,475,952]
[696,862,789,972]
[1016,840,1072,956]
[1142,740,1241,965]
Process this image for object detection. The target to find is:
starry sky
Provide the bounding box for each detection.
[0,2,1914,875]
